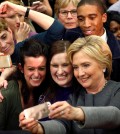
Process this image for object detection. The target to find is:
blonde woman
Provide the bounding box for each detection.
[54,0,80,29]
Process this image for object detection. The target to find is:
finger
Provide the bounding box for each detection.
[49,101,65,110]
[0,92,4,100]
[3,80,8,89]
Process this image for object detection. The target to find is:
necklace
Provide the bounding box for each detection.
[99,80,108,92]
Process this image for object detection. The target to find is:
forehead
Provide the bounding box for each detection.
[24,56,46,65]
[77,4,102,16]
[60,2,77,10]
[51,53,69,63]
[0,30,10,36]
[6,10,21,16]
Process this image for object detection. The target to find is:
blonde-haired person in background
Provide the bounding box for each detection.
[1,0,36,44]
[19,35,120,134]
[54,0,82,43]
[54,0,80,29]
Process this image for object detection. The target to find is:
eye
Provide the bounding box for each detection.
[8,15,15,19]
[1,34,7,40]
[77,17,84,22]
[89,15,96,20]
[28,68,34,71]
[83,63,90,68]
[73,65,78,70]
[62,63,70,67]
[51,64,58,68]
[18,14,23,18]
[38,67,46,71]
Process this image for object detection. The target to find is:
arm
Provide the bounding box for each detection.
[19,112,66,134]
[0,66,17,88]
[0,1,54,30]
[31,0,53,16]
[76,106,120,129]
[49,101,120,129]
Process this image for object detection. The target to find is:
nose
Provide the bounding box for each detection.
[78,67,85,77]
[34,69,39,77]
[57,67,63,74]
[84,18,91,27]
[15,16,21,23]
[67,12,73,18]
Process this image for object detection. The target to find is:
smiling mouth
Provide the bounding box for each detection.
[2,46,10,53]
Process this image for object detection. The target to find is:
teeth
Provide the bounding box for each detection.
[31,78,40,80]
[57,76,66,79]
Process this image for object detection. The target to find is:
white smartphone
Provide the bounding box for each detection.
[24,102,51,120]
[0,55,12,68]
[32,1,40,6]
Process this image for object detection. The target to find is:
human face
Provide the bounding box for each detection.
[110,20,120,40]
[0,29,14,55]
[4,10,24,33]
[22,56,46,89]
[77,5,107,36]
[58,2,78,29]
[72,51,105,92]
[50,53,73,87]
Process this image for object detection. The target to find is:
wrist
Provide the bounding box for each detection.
[37,123,44,134]
[74,107,85,122]
[24,8,30,19]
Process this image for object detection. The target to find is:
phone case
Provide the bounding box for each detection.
[30,0,43,6]
[0,55,12,68]
[24,102,51,120]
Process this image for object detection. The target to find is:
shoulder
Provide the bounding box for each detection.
[1,80,19,97]
[107,80,120,91]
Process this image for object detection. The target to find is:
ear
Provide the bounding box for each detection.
[18,63,24,73]
[7,27,13,34]
[102,13,107,23]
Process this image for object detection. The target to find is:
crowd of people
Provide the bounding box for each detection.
[0,0,120,134]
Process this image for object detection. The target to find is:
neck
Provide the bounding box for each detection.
[86,79,107,94]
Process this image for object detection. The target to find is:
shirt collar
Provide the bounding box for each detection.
[101,28,107,42]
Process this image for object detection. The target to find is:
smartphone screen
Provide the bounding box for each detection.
[0,55,12,68]
[30,0,43,6]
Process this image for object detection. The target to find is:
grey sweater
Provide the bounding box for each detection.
[40,80,120,134]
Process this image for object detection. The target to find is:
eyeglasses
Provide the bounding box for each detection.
[59,9,77,17]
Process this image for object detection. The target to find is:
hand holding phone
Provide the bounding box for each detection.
[24,102,51,120]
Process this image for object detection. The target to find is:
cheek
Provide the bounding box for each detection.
[41,71,46,77]
[20,17,24,22]
[73,70,78,78]
[50,67,56,74]
[58,16,65,24]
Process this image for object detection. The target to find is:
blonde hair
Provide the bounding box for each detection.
[4,0,24,6]
[67,35,112,79]
[54,0,79,17]
[0,18,9,32]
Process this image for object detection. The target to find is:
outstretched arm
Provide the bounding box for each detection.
[0,1,54,30]
[49,101,120,129]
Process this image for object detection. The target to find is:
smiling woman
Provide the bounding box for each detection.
[38,40,78,105]
[0,38,49,130]
[0,18,14,55]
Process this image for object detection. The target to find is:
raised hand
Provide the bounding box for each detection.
[14,22,30,43]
